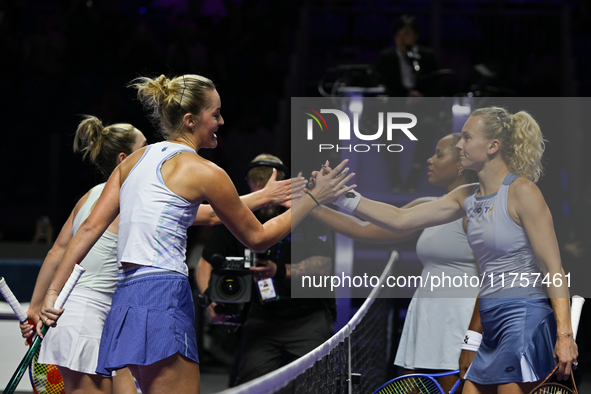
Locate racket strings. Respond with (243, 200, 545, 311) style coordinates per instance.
(30, 349, 65, 394)
(375, 376, 443, 394)
(529, 383, 577, 394)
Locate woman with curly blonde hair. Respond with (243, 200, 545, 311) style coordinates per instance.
(37, 74, 353, 394)
(319, 106, 576, 394)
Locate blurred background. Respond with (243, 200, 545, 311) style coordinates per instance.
(0, 0, 590, 244)
(0, 0, 590, 391)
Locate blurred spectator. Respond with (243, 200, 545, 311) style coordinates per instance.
(377, 15, 441, 192)
(32, 216, 54, 245)
(376, 15, 439, 98)
(166, 16, 210, 74)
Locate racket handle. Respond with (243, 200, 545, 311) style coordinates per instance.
(571, 295, 585, 341)
(2, 326, 48, 394)
(55, 264, 86, 309)
(0, 277, 28, 323)
(3, 267, 85, 394)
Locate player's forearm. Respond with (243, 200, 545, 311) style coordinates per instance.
(240, 189, 269, 211)
(550, 297, 573, 335)
(467, 298, 483, 333)
(196, 258, 213, 294)
(48, 224, 101, 291)
(287, 256, 332, 280)
(193, 191, 281, 227)
(312, 205, 418, 243)
(29, 247, 66, 311)
(354, 197, 413, 234)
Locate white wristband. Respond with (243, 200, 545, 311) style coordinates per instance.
(334, 190, 361, 213)
(461, 330, 482, 352)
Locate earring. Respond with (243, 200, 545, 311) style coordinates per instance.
(458, 168, 463, 176)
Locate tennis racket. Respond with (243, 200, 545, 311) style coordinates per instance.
(2, 264, 86, 394)
(528, 295, 585, 394)
(0, 277, 66, 394)
(372, 370, 461, 394)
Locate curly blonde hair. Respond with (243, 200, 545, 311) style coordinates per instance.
(131, 74, 215, 140)
(73, 115, 137, 179)
(470, 106, 545, 182)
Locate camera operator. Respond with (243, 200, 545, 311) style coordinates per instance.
(196, 154, 335, 386)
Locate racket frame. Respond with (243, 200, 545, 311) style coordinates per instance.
(373, 369, 460, 394)
(527, 295, 584, 394)
(2, 265, 85, 394)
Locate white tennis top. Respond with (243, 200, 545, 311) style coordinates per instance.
(395, 216, 479, 370)
(117, 141, 200, 276)
(73, 183, 118, 293)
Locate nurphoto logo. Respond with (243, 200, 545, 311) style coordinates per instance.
(303, 107, 418, 153)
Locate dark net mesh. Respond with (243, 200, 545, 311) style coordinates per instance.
(350, 298, 394, 394)
(275, 341, 348, 394)
(220, 253, 397, 394)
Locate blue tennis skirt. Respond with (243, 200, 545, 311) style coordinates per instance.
(465, 296, 556, 385)
(96, 269, 199, 375)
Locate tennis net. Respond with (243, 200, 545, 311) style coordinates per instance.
(218, 251, 398, 394)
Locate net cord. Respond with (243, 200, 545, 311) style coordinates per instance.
(218, 251, 399, 394)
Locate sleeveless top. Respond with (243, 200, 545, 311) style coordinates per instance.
(395, 216, 478, 369)
(464, 173, 543, 297)
(415, 216, 479, 298)
(117, 141, 201, 277)
(72, 183, 118, 293)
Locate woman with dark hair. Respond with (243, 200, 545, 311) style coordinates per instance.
(312, 133, 479, 392)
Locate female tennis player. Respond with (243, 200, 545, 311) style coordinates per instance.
(20, 116, 146, 394)
(21, 114, 300, 394)
(320, 107, 577, 394)
(311, 133, 479, 393)
(37, 74, 353, 394)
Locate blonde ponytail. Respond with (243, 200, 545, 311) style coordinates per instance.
(509, 112, 545, 183)
(470, 107, 545, 182)
(131, 74, 215, 139)
(73, 115, 138, 179)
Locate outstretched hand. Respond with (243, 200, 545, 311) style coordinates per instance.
(262, 169, 306, 207)
(283, 172, 307, 208)
(307, 159, 356, 205)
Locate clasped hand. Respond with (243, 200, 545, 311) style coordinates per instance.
(305, 159, 356, 205)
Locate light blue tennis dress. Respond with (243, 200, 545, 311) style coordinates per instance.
(464, 173, 556, 384)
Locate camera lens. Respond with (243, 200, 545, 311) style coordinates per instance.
(221, 278, 241, 296)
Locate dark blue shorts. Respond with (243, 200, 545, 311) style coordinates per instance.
(96, 270, 199, 375)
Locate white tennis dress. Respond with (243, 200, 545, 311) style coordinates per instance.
(394, 217, 479, 370)
(38, 183, 118, 374)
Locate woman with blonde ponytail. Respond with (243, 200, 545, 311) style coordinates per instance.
(315, 106, 576, 393)
(21, 116, 147, 394)
(20, 112, 305, 393)
(37, 74, 353, 394)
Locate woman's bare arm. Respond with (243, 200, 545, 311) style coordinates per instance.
(353, 184, 473, 234)
(311, 197, 435, 244)
(510, 178, 577, 380)
(193, 171, 306, 226)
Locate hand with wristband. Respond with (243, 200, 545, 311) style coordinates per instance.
(307, 161, 361, 212)
(303, 159, 357, 208)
